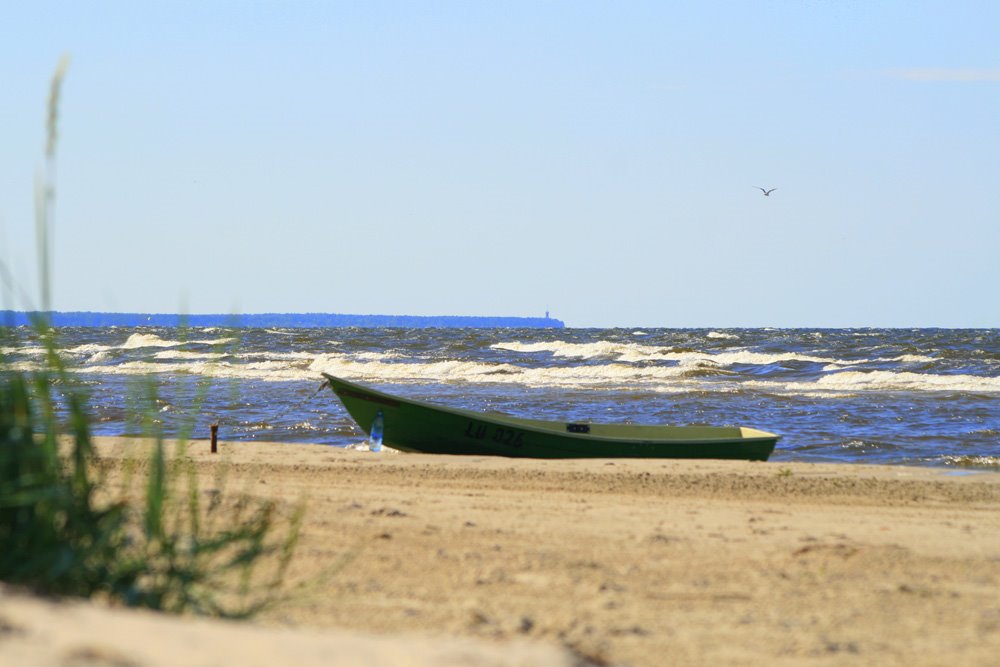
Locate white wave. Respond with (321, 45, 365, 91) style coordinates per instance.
(153, 350, 228, 361)
(821, 363, 861, 372)
(121, 333, 182, 349)
(238, 351, 317, 361)
(825, 354, 935, 370)
(3, 361, 40, 372)
(519, 363, 695, 387)
(72, 349, 706, 390)
(707, 331, 738, 340)
(351, 351, 405, 361)
(817, 370, 1000, 393)
(78, 361, 184, 375)
(60, 332, 998, 397)
(64, 348, 1000, 397)
(1, 346, 47, 357)
(677, 357, 720, 369)
(309, 355, 700, 389)
(707, 350, 837, 365)
(492, 340, 850, 367)
(311, 357, 526, 382)
(120, 333, 235, 349)
(67, 343, 115, 355)
(493, 340, 631, 359)
(197, 336, 236, 345)
(494, 340, 695, 363)
(892, 354, 937, 363)
(74, 359, 302, 382)
(749, 370, 1000, 396)
(646, 347, 851, 367)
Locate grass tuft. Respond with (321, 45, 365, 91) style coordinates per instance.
(0, 56, 303, 618)
(0, 336, 303, 616)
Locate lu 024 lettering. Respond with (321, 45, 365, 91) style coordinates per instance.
(464, 421, 523, 448)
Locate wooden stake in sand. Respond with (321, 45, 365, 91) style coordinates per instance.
(210, 423, 218, 454)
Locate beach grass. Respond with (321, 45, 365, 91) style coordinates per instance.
(0, 58, 302, 617)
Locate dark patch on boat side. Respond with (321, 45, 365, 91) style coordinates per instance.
(567, 423, 591, 434)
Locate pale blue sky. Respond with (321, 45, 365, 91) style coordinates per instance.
(2, 1, 998, 327)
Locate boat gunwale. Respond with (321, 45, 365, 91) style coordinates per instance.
(322, 374, 780, 446)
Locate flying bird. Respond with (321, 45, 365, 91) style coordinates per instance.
(756, 187, 777, 197)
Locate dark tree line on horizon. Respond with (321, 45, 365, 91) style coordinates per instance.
(1, 311, 565, 329)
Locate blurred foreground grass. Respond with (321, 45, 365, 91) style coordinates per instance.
(0, 57, 302, 617)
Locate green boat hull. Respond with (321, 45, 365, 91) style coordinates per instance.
(323, 375, 779, 461)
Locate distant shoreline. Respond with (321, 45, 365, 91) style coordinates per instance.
(1, 310, 565, 329)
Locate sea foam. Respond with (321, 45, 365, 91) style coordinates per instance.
(492, 340, 852, 367)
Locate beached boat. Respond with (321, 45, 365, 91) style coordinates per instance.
(323, 375, 779, 461)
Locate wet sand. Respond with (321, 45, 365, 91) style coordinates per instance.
(4, 437, 1000, 666)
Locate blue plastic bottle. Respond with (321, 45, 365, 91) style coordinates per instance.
(368, 411, 384, 452)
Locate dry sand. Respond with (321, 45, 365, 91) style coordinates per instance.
(3, 437, 1000, 666)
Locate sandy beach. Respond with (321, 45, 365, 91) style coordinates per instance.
(4, 437, 1000, 666)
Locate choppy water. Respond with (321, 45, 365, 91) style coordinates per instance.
(4, 326, 999, 468)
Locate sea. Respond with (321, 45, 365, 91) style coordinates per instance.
(3, 326, 999, 469)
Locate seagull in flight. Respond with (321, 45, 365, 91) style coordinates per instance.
(756, 187, 777, 197)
